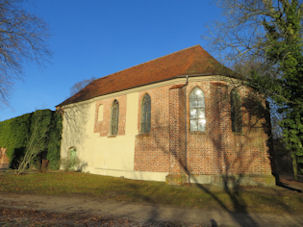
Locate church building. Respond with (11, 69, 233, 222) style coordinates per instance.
(57, 45, 274, 186)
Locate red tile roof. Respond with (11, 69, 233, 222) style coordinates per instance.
(58, 45, 234, 107)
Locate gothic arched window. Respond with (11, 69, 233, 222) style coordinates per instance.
(189, 87, 206, 132)
(111, 99, 119, 135)
(230, 89, 242, 133)
(141, 94, 151, 133)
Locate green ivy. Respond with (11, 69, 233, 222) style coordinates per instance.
(0, 109, 62, 169)
(47, 111, 62, 170)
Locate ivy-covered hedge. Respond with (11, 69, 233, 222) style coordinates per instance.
(47, 111, 62, 170)
(0, 109, 62, 169)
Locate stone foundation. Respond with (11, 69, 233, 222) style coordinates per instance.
(166, 174, 189, 185)
(189, 174, 275, 187)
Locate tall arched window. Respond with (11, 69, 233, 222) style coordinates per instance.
(111, 99, 119, 135)
(141, 93, 151, 133)
(230, 89, 242, 133)
(189, 87, 206, 132)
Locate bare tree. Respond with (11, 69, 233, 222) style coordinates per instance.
(209, 0, 303, 77)
(70, 77, 95, 96)
(208, 1, 276, 60)
(204, 0, 289, 108)
(0, 0, 50, 103)
(207, 1, 303, 178)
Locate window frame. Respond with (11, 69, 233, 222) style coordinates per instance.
(111, 99, 119, 135)
(230, 89, 242, 133)
(140, 93, 151, 133)
(189, 87, 206, 132)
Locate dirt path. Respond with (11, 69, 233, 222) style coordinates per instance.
(0, 193, 302, 226)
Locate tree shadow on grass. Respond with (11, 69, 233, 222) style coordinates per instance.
(118, 82, 300, 226)
(276, 181, 302, 193)
(135, 82, 288, 226)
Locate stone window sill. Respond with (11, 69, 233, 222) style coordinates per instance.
(189, 131, 206, 135)
(137, 132, 151, 137)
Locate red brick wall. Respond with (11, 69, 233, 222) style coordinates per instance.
(168, 85, 187, 174)
(92, 79, 272, 176)
(94, 95, 126, 136)
(134, 80, 272, 176)
(134, 86, 170, 172)
(186, 82, 215, 174)
(186, 81, 272, 175)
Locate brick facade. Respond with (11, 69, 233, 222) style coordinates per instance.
(61, 45, 274, 185)
(185, 81, 272, 176)
(93, 79, 273, 183)
(94, 95, 126, 136)
(134, 86, 170, 172)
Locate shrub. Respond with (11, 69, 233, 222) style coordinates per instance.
(0, 109, 62, 170)
(47, 111, 62, 170)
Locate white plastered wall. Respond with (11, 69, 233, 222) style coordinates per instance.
(60, 91, 168, 182)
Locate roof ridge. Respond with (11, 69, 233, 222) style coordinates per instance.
(93, 45, 203, 82)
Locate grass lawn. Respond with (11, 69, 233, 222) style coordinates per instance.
(0, 171, 302, 214)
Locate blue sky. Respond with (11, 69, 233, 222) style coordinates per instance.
(1, 0, 223, 121)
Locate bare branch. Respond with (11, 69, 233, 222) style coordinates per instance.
(0, 0, 50, 104)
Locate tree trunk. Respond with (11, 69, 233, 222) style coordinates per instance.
(291, 152, 298, 180)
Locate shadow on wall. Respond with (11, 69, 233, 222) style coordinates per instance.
(59, 102, 91, 168)
(146, 78, 277, 226)
(59, 77, 302, 226)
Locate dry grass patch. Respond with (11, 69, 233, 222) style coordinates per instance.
(0, 171, 302, 214)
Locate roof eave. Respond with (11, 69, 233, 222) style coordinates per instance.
(56, 73, 242, 108)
